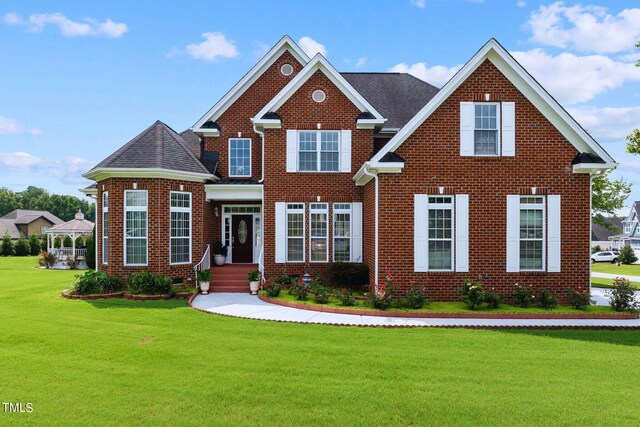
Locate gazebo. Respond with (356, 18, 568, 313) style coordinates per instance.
(46, 211, 94, 267)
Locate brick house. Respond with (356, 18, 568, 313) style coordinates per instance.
(82, 36, 616, 301)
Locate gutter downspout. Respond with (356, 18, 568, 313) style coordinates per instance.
(589, 172, 594, 296)
(361, 164, 379, 285)
(253, 122, 266, 279)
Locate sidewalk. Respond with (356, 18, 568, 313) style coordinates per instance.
(592, 272, 640, 282)
(191, 293, 640, 329)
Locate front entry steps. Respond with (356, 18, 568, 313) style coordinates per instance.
(210, 264, 258, 293)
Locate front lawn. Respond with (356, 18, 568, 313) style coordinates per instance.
(592, 277, 640, 289)
(592, 262, 640, 276)
(1, 257, 640, 426)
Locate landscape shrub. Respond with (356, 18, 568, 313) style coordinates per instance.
(289, 279, 308, 301)
(127, 271, 172, 295)
(14, 236, 30, 256)
(328, 263, 369, 289)
(484, 289, 501, 309)
(400, 284, 428, 309)
(153, 274, 173, 295)
(54, 237, 61, 248)
(100, 275, 123, 294)
(513, 283, 535, 308)
(66, 257, 79, 270)
(369, 275, 393, 310)
(618, 245, 638, 264)
(38, 251, 57, 268)
(41, 235, 47, 252)
(272, 273, 295, 288)
(606, 277, 639, 312)
(313, 286, 330, 304)
(537, 288, 558, 309)
(75, 236, 85, 248)
(29, 233, 41, 256)
(460, 280, 485, 310)
(335, 289, 356, 306)
(260, 281, 281, 297)
(70, 271, 122, 295)
(566, 287, 590, 310)
(85, 227, 95, 269)
(591, 245, 602, 254)
(1, 232, 14, 256)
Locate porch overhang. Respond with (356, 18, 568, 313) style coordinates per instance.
(205, 184, 263, 201)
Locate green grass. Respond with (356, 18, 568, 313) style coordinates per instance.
(592, 277, 640, 289)
(591, 262, 640, 276)
(271, 291, 617, 314)
(2, 257, 640, 426)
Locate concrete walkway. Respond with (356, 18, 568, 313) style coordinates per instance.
(191, 293, 640, 328)
(592, 272, 640, 282)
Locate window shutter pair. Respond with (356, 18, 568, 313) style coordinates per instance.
(274, 201, 361, 264)
(285, 130, 352, 172)
(505, 195, 561, 272)
(414, 194, 469, 272)
(459, 102, 515, 156)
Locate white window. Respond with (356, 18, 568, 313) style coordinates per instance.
(229, 138, 251, 177)
(170, 192, 191, 264)
(298, 131, 339, 172)
(474, 103, 500, 155)
(624, 223, 631, 234)
(124, 190, 148, 266)
(310, 203, 328, 262)
(286, 203, 305, 262)
(427, 196, 454, 271)
(519, 196, 545, 271)
(40, 225, 48, 235)
(102, 192, 108, 264)
(333, 203, 351, 262)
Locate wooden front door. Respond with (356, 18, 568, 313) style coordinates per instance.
(232, 215, 253, 263)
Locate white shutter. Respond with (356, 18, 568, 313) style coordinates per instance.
(455, 194, 469, 272)
(286, 130, 297, 172)
(460, 102, 474, 156)
(502, 102, 515, 156)
(275, 202, 286, 263)
(351, 202, 363, 262)
(340, 130, 352, 173)
(547, 195, 561, 272)
(414, 195, 428, 272)
(506, 195, 520, 272)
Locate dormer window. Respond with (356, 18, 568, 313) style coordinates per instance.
(624, 223, 631, 234)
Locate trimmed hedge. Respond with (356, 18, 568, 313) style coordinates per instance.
(127, 271, 173, 295)
(327, 263, 369, 289)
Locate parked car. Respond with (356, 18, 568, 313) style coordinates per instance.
(591, 251, 618, 263)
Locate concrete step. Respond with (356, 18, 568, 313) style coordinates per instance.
(211, 279, 248, 287)
(211, 285, 250, 293)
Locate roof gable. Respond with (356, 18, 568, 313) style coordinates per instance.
(367, 38, 616, 168)
(253, 54, 385, 128)
(192, 36, 310, 132)
(1, 209, 63, 225)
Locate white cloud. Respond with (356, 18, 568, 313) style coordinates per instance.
(389, 62, 461, 87)
(568, 106, 640, 142)
(0, 116, 41, 135)
(526, 2, 640, 54)
(517, 0, 526, 7)
(411, 0, 427, 8)
(4, 12, 128, 38)
(185, 32, 239, 61)
(0, 152, 95, 184)
(355, 57, 366, 68)
(511, 48, 640, 104)
(298, 36, 327, 57)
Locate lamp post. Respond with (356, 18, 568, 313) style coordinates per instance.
(302, 272, 311, 288)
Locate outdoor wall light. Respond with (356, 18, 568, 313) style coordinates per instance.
(214, 207, 219, 217)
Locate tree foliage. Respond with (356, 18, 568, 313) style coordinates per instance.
(1, 232, 14, 256)
(0, 186, 95, 221)
(626, 41, 640, 155)
(29, 234, 41, 256)
(592, 170, 631, 229)
(85, 225, 96, 270)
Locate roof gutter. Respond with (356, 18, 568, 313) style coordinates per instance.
(252, 120, 265, 184)
(361, 164, 379, 285)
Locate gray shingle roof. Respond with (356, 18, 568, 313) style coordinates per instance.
(341, 73, 439, 130)
(179, 129, 202, 158)
(90, 121, 210, 175)
(1, 209, 64, 225)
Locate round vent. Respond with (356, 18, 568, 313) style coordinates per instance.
(312, 90, 326, 103)
(280, 63, 294, 76)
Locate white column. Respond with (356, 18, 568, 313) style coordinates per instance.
(72, 233, 76, 259)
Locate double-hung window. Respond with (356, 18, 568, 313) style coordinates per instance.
(124, 190, 148, 266)
(102, 192, 108, 264)
(298, 131, 339, 172)
(427, 196, 454, 270)
(286, 203, 305, 262)
(170, 192, 191, 264)
(333, 203, 351, 262)
(519, 196, 545, 271)
(474, 103, 499, 155)
(309, 203, 328, 262)
(229, 138, 251, 177)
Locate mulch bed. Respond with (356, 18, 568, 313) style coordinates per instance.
(61, 290, 196, 300)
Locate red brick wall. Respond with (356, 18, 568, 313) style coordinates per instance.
(96, 178, 210, 285)
(371, 59, 590, 302)
(262, 69, 372, 279)
(203, 50, 304, 181)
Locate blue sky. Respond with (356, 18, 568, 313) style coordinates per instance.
(1, 0, 639, 210)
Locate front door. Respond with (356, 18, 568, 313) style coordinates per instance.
(232, 215, 253, 263)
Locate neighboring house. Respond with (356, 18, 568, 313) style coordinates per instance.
(591, 217, 622, 250)
(609, 203, 640, 253)
(0, 209, 64, 239)
(82, 36, 616, 301)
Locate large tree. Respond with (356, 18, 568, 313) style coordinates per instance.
(625, 42, 640, 154)
(592, 170, 631, 229)
(0, 186, 95, 221)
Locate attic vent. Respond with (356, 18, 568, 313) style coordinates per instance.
(312, 90, 326, 103)
(281, 63, 294, 76)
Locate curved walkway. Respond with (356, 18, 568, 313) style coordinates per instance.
(191, 293, 640, 329)
(592, 271, 640, 282)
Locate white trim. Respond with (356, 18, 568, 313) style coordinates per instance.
(102, 192, 108, 265)
(169, 191, 192, 265)
(192, 36, 309, 131)
(123, 190, 148, 267)
(80, 187, 97, 197)
(519, 196, 546, 272)
(572, 162, 617, 173)
(309, 203, 328, 263)
(368, 38, 616, 167)
(204, 184, 263, 201)
(501, 101, 516, 156)
(455, 194, 469, 272)
(286, 203, 305, 263)
(333, 203, 352, 263)
(296, 130, 341, 172)
(228, 138, 252, 178)
(353, 161, 404, 186)
(547, 195, 561, 273)
(83, 168, 214, 183)
(426, 196, 455, 272)
(253, 54, 386, 127)
(472, 102, 500, 156)
(221, 204, 261, 264)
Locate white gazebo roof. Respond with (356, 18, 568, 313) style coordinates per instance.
(46, 212, 94, 234)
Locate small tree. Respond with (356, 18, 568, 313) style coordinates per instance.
(75, 236, 85, 248)
(618, 245, 638, 265)
(591, 245, 602, 254)
(41, 234, 47, 252)
(29, 233, 41, 255)
(54, 237, 61, 248)
(1, 231, 14, 256)
(14, 235, 30, 256)
(63, 235, 73, 248)
(85, 226, 96, 270)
